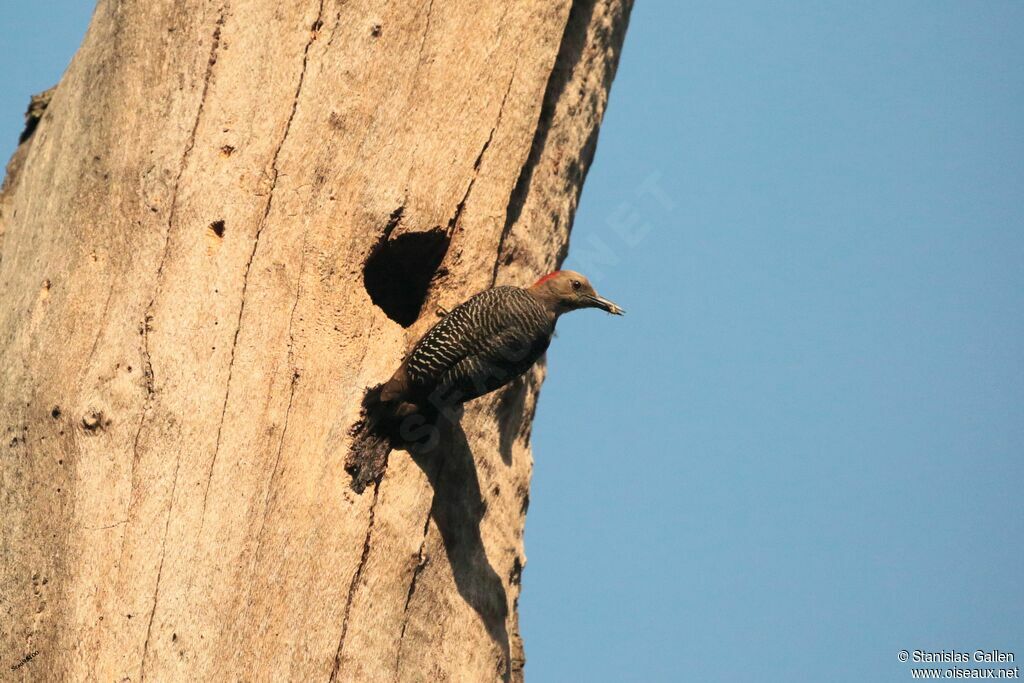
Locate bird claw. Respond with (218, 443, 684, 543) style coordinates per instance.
(436, 305, 449, 317)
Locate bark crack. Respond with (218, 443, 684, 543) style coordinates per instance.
(121, 0, 226, 610)
(446, 65, 514, 237)
(485, 65, 523, 286)
(84, 278, 115, 370)
(251, 229, 308, 566)
(250, 371, 298, 565)
(416, 0, 435, 67)
(496, 62, 517, 129)
(325, 5, 344, 48)
(82, 519, 128, 531)
(445, 146, 484, 235)
(393, 505, 433, 675)
(196, 0, 325, 540)
(492, 0, 594, 285)
(398, 0, 435, 104)
(328, 480, 381, 682)
(139, 453, 183, 681)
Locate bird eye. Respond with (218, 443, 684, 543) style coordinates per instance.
(571, 280, 582, 290)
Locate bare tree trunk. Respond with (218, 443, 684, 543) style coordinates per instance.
(0, 0, 631, 680)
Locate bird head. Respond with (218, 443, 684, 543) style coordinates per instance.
(528, 270, 625, 316)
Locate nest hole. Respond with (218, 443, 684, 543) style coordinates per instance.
(363, 229, 449, 327)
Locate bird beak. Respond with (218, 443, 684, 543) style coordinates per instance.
(585, 294, 625, 315)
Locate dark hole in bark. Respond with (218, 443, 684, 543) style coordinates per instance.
(209, 220, 225, 238)
(363, 229, 449, 327)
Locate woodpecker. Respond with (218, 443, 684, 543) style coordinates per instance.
(347, 270, 622, 489)
(366, 269, 623, 431)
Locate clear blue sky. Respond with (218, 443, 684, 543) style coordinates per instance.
(2, 2, 1021, 682)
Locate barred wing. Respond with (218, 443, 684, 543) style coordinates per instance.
(405, 287, 551, 402)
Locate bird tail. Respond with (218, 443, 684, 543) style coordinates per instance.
(361, 383, 389, 429)
(345, 384, 394, 493)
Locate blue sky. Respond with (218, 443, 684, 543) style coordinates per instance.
(2, 2, 1021, 682)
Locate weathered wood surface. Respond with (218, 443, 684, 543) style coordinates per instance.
(0, 0, 632, 680)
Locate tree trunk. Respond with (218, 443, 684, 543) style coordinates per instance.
(0, 0, 631, 680)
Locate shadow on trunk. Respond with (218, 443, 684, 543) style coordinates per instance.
(408, 418, 512, 680)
